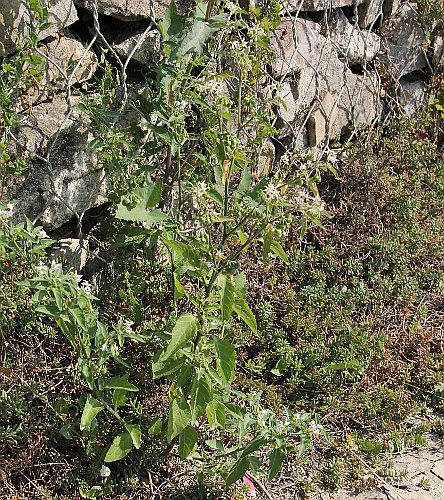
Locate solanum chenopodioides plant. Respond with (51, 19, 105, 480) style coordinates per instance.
(111, 0, 327, 484)
(0, 203, 147, 486)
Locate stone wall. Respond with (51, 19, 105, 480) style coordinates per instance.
(1, 0, 442, 230)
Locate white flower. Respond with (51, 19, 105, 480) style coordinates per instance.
(49, 261, 62, 274)
(263, 182, 279, 203)
(6, 203, 14, 212)
(71, 271, 82, 285)
(35, 262, 48, 275)
(0, 205, 13, 222)
(100, 343, 108, 353)
(249, 24, 265, 39)
(280, 152, 291, 167)
(225, 1, 240, 14)
(231, 39, 249, 52)
(100, 465, 111, 478)
(293, 413, 301, 422)
(110, 344, 119, 356)
(91, 93, 102, 105)
(276, 418, 291, 435)
(37, 229, 49, 239)
(122, 319, 133, 335)
(308, 421, 323, 438)
(206, 79, 224, 95)
(177, 100, 188, 113)
(215, 250, 225, 260)
(193, 181, 209, 198)
(80, 280, 93, 296)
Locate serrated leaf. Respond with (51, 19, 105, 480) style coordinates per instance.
(80, 395, 104, 431)
(233, 297, 257, 334)
(104, 432, 133, 462)
(178, 425, 198, 458)
(218, 275, 235, 322)
(167, 396, 191, 441)
(213, 337, 236, 385)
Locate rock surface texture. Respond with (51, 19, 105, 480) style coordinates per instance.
(0, 0, 440, 228)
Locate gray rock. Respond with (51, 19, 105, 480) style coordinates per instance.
(382, 0, 401, 20)
(74, 0, 193, 21)
(102, 21, 162, 71)
(435, 35, 444, 67)
(49, 238, 89, 271)
(381, 3, 429, 78)
(398, 75, 428, 117)
(0, 0, 78, 56)
(270, 17, 380, 144)
(280, 0, 364, 13)
(39, 32, 98, 86)
(328, 9, 380, 66)
(358, 0, 383, 28)
(5, 95, 108, 229)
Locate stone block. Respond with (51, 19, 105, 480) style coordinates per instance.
(280, 0, 364, 13)
(398, 75, 427, 117)
(0, 0, 78, 56)
(328, 8, 380, 66)
(74, 0, 193, 21)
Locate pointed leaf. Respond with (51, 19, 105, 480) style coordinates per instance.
(125, 423, 142, 449)
(213, 337, 236, 385)
(268, 447, 285, 480)
(104, 432, 133, 462)
(270, 240, 289, 264)
(226, 457, 249, 486)
(162, 314, 198, 360)
(167, 396, 191, 441)
(262, 225, 272, 259)
(178, 425, 198, 458)
(105, 375, 139, 392)
(190, 375, 211, 425)
(80, 395, 104, 431)
(218, 275, 235, 322)
(233, 298, 257, 334)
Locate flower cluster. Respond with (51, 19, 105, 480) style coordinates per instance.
(308, 421, 324, 438)
(0, 203, 14, 223)
(248, 24, 265, 39)
(193, 181, 209, 198)
(225, 1, 240, 15)
(231, 39, 249, 52)
(263, 182, 280, 203)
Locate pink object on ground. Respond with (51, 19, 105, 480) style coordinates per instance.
(243, 472, 257, 497)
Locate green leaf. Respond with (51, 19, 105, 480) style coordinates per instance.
(226, 457, 249, 486)
(70, 305, 87, 331)
(262, 225, 272, 259)
(271, 359, 288, 377)
(105, 375, 139, 392)
(237, 164, 251, 194)
(111, 227, 149, 248)
(60, 424, 73, 440)
(35, 304, 60, 317)
(80, 395, 104, 431)
(148, 417, 163, 436)
(170, 2, 228, 62)
(125, 423, 141, 449)
(270, 240, 289, 264)
(167, 396, 191, 441)
(52, 287, 63, 309)
(135, 180, 163, 209)
(190, 375, 211, 425)
(152, 350, 185, 379)
(218, 275, 235, 322)
(268, 448, 285, 480)
(162, 313, 198, 360)
(233, 297, 257, 334)
(178, 425, 198, 458)
(85, 137, 105, 149)
(115, 204, 169, 224)
(78, 357, 93, 389)
(104, 432, 133, 462)
(213, 337, 236, 385)
(161, 239, 201, 268)
(160, 0, 183, 45)
(206, 398, 225, 429)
